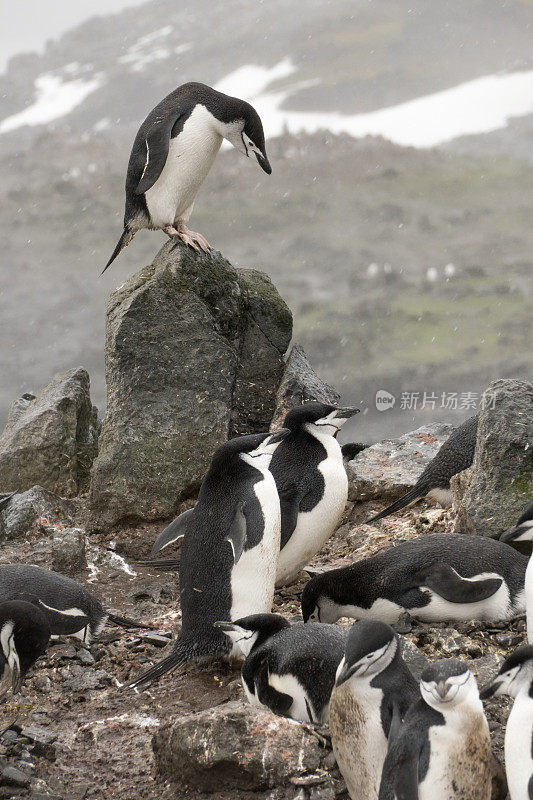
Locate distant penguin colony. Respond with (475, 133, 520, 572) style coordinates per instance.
(380, 659, 492, 800)
(103, 82, 271, 271)
(0, 601, 50, 700)
(329, 620, 418, 800)
(128, 432, 283, 688)
(301, 533, 527, 625)
(0, 565, 148, 643)
(365, 414, 478, 524)
(215, 612, 346, 723)
(481, 644, 533, 800)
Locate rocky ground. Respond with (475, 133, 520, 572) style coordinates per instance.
(0, 495, 522, 800)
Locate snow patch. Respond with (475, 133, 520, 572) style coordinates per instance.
(0, 73, 103, 134)
(216, 61, 533, 148)
(119, 26, 191, 72)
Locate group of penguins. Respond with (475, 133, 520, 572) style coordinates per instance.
(2, 400, 533, 799)
(2, 82, 533, 797)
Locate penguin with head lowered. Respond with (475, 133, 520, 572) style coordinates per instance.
(103, 82, 271, 271)
(215, 612, 346, 723)
(380, 659, 492, 800)
(481, 644, 533, 800)
(499, 498, 533, 642)
(329, 620, 418, 800)
(129, 432, 283, 688)
(302, 533, 527, 626)
(0, 601, 50, 700)
(365, 415, 478, 525)
(0, 564, 149, 644)
(269, 401, 359, 586)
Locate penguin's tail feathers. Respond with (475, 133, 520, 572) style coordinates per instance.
(135, 557, 181, 572)
(364, 484, 427, 525)
(106, 613, 153, 630)
(126, 636, 229, 689)
(101, 226, 136, 274)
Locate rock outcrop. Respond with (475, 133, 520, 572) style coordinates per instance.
(270, 344, 340, 430)
(0, 485, 76, 540)
(152, 700, 325, 792)
(89, 242, 292, 528)
(0, 369, 97, 497)
(453, 379, 533, 536)
(347, 422, 454, 503)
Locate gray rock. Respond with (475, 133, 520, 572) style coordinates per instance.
(52, 527, 86, 575)
(269, 344, 340, 430)
(401, 638, 428, 681)
(0, 766, 31, 787)
(152, 700, 324, 791)
(453, 379, 533, 537)
(0, 369, 98, 497)
(89, 242, 292, 528)
(0, 486, 75, 540)
(347, 423, 454, 502)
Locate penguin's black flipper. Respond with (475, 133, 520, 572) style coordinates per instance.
(255, 659, 293, 717)
(365, 485, 427, 525)
(135, 112, 187, 195)
(225, 503, 248, 563)
(101, 226, 136, 274)
(379, 726, 423, 800)
(416, 562, 502, 603)
(151, 507, 196, 556)
(27, 598, 90, 637)
(278, 483, 301, 549)
(387, 698, 404, 744)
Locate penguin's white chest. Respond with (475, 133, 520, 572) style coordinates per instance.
(276, 435, 347, 586)
(505, 694, 533, 800)
(230, 471, 281, 627)
(144, 104, 223, 228)
(525, 555, 533, 643)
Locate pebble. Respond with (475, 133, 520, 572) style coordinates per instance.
(0, 765, 31, 787)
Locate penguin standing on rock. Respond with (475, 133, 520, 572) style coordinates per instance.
(500, 498, 533, 642)
(329, 620, 418, 800)
(380, 659, 492, 800)
(480, 644, 533, 800)
(269, 402, 359, 586)
(0, 601, 50, 700)
(103, 82, 271, 271)
(129, 432, 283, 688)
(0, 564, 149, 644)
(365, 415, 478, 525)
(301, 533, 527, 625)
(215, 612, 346, 723)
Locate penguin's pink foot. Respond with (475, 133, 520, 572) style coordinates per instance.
(176, 222, 211, 254)
(163, 224, 199, 253)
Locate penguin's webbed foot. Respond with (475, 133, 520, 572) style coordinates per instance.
(166, 222, 211, 254)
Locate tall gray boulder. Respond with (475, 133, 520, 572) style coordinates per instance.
(454, 379, 533, 536)
(89, 241, 292, 528)
(0, 368, 97, 496)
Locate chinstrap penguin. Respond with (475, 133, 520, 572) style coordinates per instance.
(329, 620, 418, 800)
(269, 401, 359, 586)
(128, 432, 283, 688)
(379, 659, 491, 800)
(499, 498, 533, 642)
(365, 415, 478, 524)
(301, 533, 526, 625)
(104, 82, 271, 270)
(0, 600, 50, 701)
(480, 644, 533, 800)
(215, 612, 346, 723)
(0, 564, 149, 644)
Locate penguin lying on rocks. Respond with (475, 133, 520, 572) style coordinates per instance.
(128, 432, 283, 689)
(104, 82, 271, 271)
(301, 533, 526, 625)
(215, 612, 346, 723)
(0, 565, 149, 644)
(269, 402, 359, 586)
(380, 659, 492, 800)
(481, 644, 533, 800)
(365, 415, 478, 524)
(500, 498, 533, 642)
(329, 620, 418, 800)
(0, 601, 50, 700)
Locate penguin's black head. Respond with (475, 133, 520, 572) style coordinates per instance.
(301, 570, 346, 624)
(420, 659, 478, 710)
(480, 644, 533, 700)
(335, 620, 398, 686)
(0, 601, 50, 699)
(283, 402, 359, 436)
(499, 497, 533, 544)
(207, 431, 285, 478)
(223, 99, 271, 174)
(214, 613, 289, 656)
